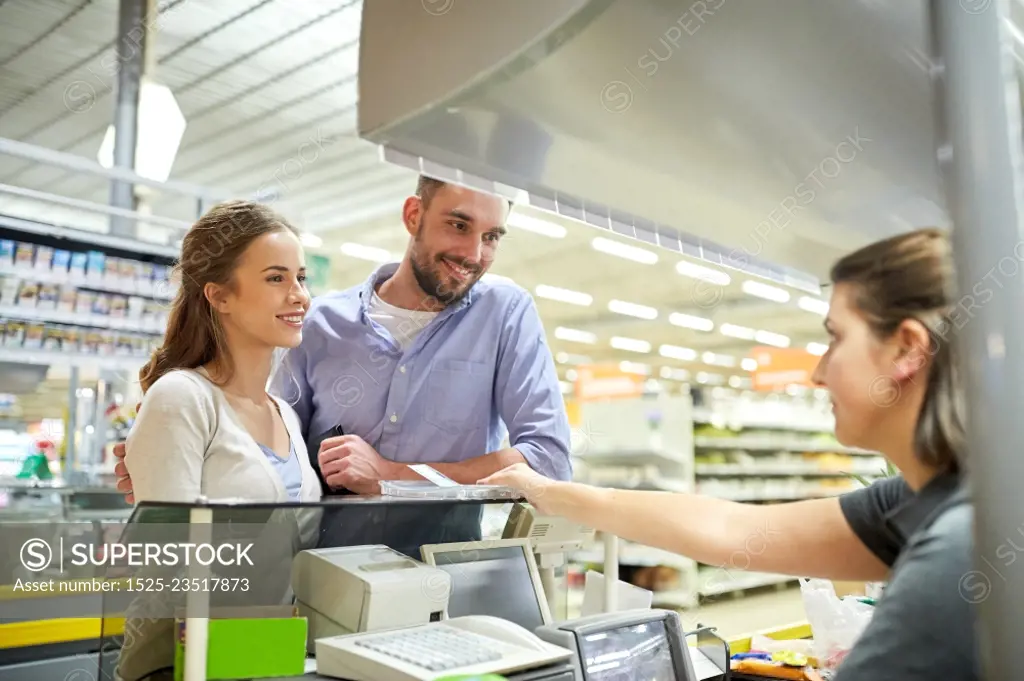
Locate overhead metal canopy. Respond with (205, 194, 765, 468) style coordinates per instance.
(358, 0, 947, 288)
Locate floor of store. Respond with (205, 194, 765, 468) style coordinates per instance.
(681, 585, 806, 640)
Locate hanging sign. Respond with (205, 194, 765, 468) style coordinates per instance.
(574, 364, 645, 402)
(749, 346, 820, 391)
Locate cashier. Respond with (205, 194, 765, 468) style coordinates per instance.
(486, 229, 978, 681)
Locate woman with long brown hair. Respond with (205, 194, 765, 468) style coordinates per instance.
(123, 200, 322, 505)
(485, 228, 977, 680)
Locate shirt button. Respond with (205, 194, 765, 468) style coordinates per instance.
(399, 366, 406, 373)
(390, 414, 398, 423)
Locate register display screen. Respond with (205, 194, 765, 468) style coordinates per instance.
(580, 619, 676, 681)
(429, 545, 545, 630)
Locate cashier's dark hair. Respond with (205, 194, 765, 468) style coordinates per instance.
(139, 200, 300, 393)
(829, 228, 966, 473)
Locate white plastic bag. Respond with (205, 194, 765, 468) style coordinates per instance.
(799, 578, 875, 669)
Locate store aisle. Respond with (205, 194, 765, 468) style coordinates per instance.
(678, 586, 807, 640)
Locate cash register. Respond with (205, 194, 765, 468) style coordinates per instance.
(302, 538, 700, 680)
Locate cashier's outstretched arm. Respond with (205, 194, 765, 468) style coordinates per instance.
(481, 463, 890, 582)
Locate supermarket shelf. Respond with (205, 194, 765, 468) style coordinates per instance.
(698, 570, 797, 597)
(578, 474, 691, 494)
(695, 463, 885, 477)
(693, 409, 833, 433)
(0, 305, 165, 334)
(650, 589, 698, 609)
(700, 488, 852, 502)
(571, 543, 695, 570)
(694, 436, 877, 455)
(0, 265, 176, 300)
(0, 347, 147, 371)
(574, 448, 689, 467)
(0, 214, 179, 259)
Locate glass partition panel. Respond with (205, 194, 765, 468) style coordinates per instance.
(67, 496, 571, 681)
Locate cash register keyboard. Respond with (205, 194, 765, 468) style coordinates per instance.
(354, 626, 504, 672)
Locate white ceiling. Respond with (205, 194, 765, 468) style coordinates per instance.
(0, 0, 849, 393)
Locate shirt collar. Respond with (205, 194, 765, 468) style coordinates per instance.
(885, 471, 966, 542)
(357, 262, 478, 315)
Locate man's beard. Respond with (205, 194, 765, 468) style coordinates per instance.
(409, 235, 481, 308)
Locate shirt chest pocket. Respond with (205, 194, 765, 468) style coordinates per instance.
(424, 359, 492, 433)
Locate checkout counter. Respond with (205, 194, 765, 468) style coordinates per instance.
(0, 492, 735, 681)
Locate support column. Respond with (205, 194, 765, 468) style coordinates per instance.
(109, 0, 155, 237)
(932, 2, 1024, 678)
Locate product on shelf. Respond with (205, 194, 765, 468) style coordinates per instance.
(0, 275, 18, 306)
(52, 249, 71, 280)
(2, 320, 25, 346)
(14, 242, 34, 270)
(74, 290, 96, 315)
(69, 252, 88, 280)
(23, 322, 44, 349)
(38, 284, 59, 310)
(109, 295, 128, 319)
(33, 245, 54, 272)
(0, 240, 14, 268)
(15, 281, 38, 308)
(58, 286, 77, 313)
(86, 250, 105, 282)
(92, 293, 111, 317)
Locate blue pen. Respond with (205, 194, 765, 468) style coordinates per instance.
(731, 652, 773, 661)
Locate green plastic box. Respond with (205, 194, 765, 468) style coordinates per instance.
(173, 606, 308, 680)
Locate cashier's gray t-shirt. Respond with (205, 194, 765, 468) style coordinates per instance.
(833, 474, 979, 681)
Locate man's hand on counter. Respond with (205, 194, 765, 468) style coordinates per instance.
(318, 434, 402, 495)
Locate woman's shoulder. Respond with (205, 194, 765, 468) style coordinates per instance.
(144, 368, 217, 400)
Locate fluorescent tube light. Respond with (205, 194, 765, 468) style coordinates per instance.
(659, 344, 698, 361)
(798, 296, 830, 315)
(741, 358, 758, 371)
(535, 284, 593, 306)
(608, 299, 659, 320)
(755, 330, 791, 347)
(339, 243, 393, 263)
(619, 361, 651, 375)
(610, 336, 652, 353)
(591, 236, 659, 264)
(702, 352, 737, 367)
(660, 367, 690, 381)
(668, 312, 714, 332)
(742, 280, 791, 303)
(507, 213, 567, 238)
(676, 261, 731, 285)
(806, 342, 829, 356)
(720, 323, 756, 340)
(555, 327, 597, 344)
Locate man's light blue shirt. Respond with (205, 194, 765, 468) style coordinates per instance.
(271, 263, 573, 482)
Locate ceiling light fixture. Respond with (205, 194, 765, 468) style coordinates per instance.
(798, 296, 830, 315)
(339, 243, 393, 263)
(755, 330, 791, 347)
(702, 351, 737, 367)
(668, 312, 714, 332)
(554, 327, 597, 344)
(535, 285, 593, 306)
(720, 323, 757, 340)
(591, 236, 659, 264)
(610, 336, 652, 353)
(619, 361, 651, 375)
(659, 344, 698, 361)
(660, 367, 690, 381)
(741, 358, 758, 371)
(806, 342, 829, 356)
(608, 299, 659, 320)
(742, 280, 791, 303)
(507, 213, 567, 238)
(676, 261, 731, 285)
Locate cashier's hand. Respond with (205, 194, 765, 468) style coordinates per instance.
(480, 463, 557, 514)
(319, 435, 401, 495)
